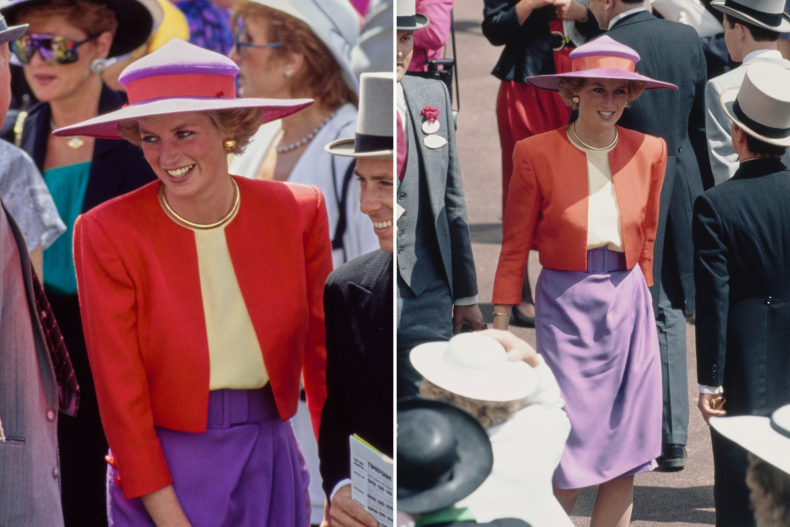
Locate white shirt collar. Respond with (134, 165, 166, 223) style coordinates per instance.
(743, 49, 783, 63)
(608, 7, 646, 30)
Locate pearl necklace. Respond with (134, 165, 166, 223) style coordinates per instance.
(275, 109, 338, 153)
(571, 122, 618, 151)
(158, 178, 240, 230)
(51, 119, 85, 149)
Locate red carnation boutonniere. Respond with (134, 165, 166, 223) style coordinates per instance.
(421, 105, 440, 122)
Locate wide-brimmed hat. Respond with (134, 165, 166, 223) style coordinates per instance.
(720, 62, 790, 147)
(397, 0, 429, 30)
(0, 14, 27, 45)
(246, 0, 359, 94)
(527, 36, 677, 92)
(325, 72, 392, 159)
(410, 332, 537, 402)
(398, 397, 494, 515)
(0, 0, 162, 59)
(52, 39, 312, 140)
(711, 405, 790, 474)
(710, 0, 790, 33)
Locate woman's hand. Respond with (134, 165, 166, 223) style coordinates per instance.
(140, 485, 193, 527)
(480, 328, 540, 368)
(492, 305, 512, 331)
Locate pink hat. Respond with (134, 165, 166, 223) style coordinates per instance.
(53, 39, 313, 140)
(526, 36, 677, 92)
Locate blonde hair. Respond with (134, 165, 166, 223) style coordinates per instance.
(419, 378, 520, 428)
(747, 453, 790, 527)
(557, 78, 647, 108)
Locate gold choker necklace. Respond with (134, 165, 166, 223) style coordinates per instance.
(571, 122, 618, 151)
(158, 178, 240, 230)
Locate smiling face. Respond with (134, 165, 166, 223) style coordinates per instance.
(356, 157, 394, 252)
(397, 30, 413, 82)
(576, 78, 630, 135)
(137, 112, 229, 202)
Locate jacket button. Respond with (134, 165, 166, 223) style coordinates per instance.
(52, 467, 59, 478)
(766, 296, 772, 305)
(46, 409, 55, 421)
(678, 146, 682, 153)
(398, 231, 404, 237)
(398, 193, 406, 200)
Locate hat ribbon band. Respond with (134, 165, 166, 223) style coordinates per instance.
(723, 0, 783, 27)
(770, 416, 790, 440)
(125, 74, 237, 105)
(397, 15, 417, 26)
(354, 132, 393, 152)
(572, 56, 636, 73)
(733, 99, 790, 139)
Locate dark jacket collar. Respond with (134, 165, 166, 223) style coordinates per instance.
(732, 157, 788, 181)
(609, 9, 654, 29)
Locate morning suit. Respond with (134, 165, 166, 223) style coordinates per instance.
(600, 10, 708, 446)
(318, 249, 393, 499)
(694, 158, 790, 526)
(705, 50, 790, 185)
(397, 75, 478, 398)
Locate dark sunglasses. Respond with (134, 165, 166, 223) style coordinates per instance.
(12, 33, 99, 66)
(233, 27, 281, 56)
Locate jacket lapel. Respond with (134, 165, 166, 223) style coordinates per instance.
(348, 251, 392, 355)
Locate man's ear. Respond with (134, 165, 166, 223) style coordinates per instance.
(95, 31, 114, 59)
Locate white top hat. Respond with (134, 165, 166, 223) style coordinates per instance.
(249, 0, 360, 94)
(325, 72, 393, 159)
(710, 0, 790, 32)
(410, 333, 538, 402)
(397, 0, 429, 30)
(720, 62, 790, 147)
(711, 405, 790, 474)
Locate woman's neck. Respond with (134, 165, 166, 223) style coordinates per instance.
(49, 74, 104, 128)
(573, 118, 617, 149)
(164, 173, 236, 226)
(280, 101, 339, 147)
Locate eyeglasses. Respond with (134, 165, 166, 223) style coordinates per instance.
(234, 28, 282, 56)
(12, 33, 99, 66)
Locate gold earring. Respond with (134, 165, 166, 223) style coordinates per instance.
(624, 102, 629, 108)
(224, 139, 236, 151)
(572, 96, 580, 104)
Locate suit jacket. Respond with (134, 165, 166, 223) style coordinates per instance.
(318, 249, 393, 498)
(602, 11, 708, 311)
(73, 177, 332, 499)
(693, 158, 790, 416)
(705, 51, 790, 185)
(398, 75, 478, 301)
(493, 126, 666, 306)
(0, 203, 63, 527)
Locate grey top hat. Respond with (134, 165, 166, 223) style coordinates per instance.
(711, 405, 790, 474)
(247, 0, 360, 94)
(0, 14, 26, 45)
(397, 0, 429, 30)
(325, 72, 393, 159)
(710, 0, 790, 32)
(720, 62, 790, 147)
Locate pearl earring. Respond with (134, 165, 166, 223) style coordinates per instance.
(224, 139, 236, 151)
(572, 96, 580, 104)
(284, 69, 293, 78)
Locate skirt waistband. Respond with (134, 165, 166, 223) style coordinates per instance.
(206, 384, 278, 428)
(586, 247, 627, 274)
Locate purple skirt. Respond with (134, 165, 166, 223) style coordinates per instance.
(536, 247, 662, 489)
(107, 386, 310, 527)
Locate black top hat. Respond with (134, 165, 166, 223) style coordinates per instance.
(397, 398, 494, 515)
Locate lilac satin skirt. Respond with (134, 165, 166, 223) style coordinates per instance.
(107, 386, 310, 527)
(536, 247, 662, 489)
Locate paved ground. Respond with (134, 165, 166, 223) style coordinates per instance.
(448, 3, 716, 525)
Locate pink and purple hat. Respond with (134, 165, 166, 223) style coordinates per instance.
(53, 39, 313, 140)
(526, 36, 677, 92)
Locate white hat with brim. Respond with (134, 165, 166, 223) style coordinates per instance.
(720, 62, 790, 148)
(410, 333, 537, 402)
(710, 405, 790, 475)
(0, 16, 26, 45)
(710, 0, 790, 33)
(397, 0, 429, 30)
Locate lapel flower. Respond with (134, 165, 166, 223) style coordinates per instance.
(421, 105, 440, 122)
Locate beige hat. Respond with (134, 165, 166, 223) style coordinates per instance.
(325, 72, 393, 159)
(710, 0, 790, 32)
(720, 62, 790, 147)
(711, 405, 790, 474)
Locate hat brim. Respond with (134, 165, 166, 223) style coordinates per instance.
(410, 341, 537, 402)
(711, 415, 790, 474)
(397, 13, 430, 30)
(527, 69, 678, 92)
(709, 2, 790, 32)
(720, 87, 790, 147)
(0, 23, 27, 46)
(53, 97, 314, 140)
(397, 397, 494, 515)
(324, 138, 393, 159)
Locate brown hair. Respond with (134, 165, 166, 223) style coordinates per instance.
(419, 379, 521, 428)
(16, 0, 118, 38)
(233, 0, 357, 110)
(747, 453, 790, 527)
(117, 108, 263, 155)
(724, 13, 780, 42)
(557, 78, 647, 108)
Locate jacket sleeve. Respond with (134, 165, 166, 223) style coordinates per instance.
(482, 0, 523, 46)
(493, 140, 541, 305)
(302, 188, 333, 439)
(73, 215, 173, 500)
(413, 0, 454, 53)
(693, 193, 728, 387)
(705, 78, 739, 186)
(639, 137, 667, 287)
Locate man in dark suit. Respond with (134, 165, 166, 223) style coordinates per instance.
(319, 72, 394, 527)
(397, 2, 483, 398)
(694, 62, 790, 527)
(586, 0, 709, 470)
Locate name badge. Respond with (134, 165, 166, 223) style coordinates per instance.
(424, 135, 447, 149)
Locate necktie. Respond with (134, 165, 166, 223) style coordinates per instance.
(397, 111, 407, 182)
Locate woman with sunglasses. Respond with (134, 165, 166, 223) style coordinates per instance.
(0, 1, 159, 526)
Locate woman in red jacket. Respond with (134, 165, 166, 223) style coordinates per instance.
(492, 36, 675, 527)
(58, 39, 329, 527)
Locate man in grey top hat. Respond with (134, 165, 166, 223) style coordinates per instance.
(693, 61, 790, 527)
(705, 0, 790, 185)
